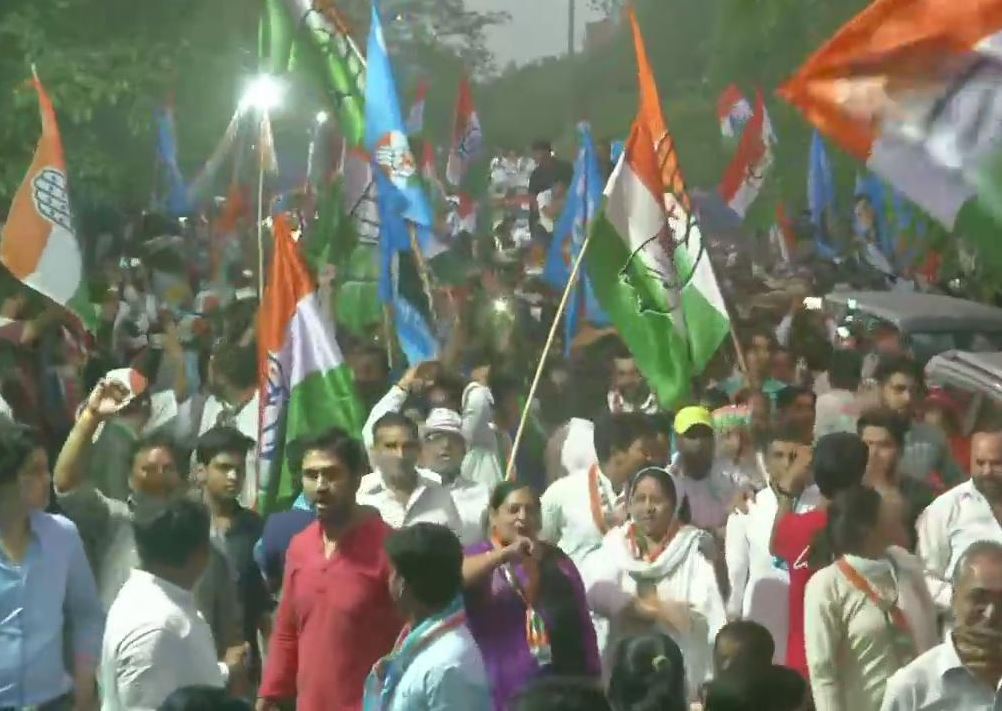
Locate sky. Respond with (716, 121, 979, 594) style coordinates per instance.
(465, 0, 605, 67)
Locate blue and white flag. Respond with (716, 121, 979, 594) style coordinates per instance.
(364, 1, 434, 231)
(155, 106, 192, 217)
(543, 123, 609, 353)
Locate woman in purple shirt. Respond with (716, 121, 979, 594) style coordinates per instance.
(462, 481, 600, 710)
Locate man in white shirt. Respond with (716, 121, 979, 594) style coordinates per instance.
(540, 412, 658, 569)
(358, 412, 463, 536)
(917, 430, 1002, 611)
(725, 425, 822, 663)
(881, 540, 1002, 711)
(101, 497, 249, 710)
(420, 409, 490, 546)
(196, 341, 260, 508)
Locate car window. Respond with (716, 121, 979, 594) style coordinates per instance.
(908, 332, 958, 364)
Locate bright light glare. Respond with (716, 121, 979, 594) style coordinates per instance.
(315, 111, 329, 125)
(240, 74, 284, 112)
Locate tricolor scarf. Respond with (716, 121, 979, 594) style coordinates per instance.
(491, 535, 553, 667)
(363, 596, 468, 711)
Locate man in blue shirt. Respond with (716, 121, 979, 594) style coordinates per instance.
(0, 418, 104, 710)
(363, 523, 490, 711)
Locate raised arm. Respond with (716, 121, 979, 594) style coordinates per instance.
(462, 537, 532, 588)
(53, 380, 130, 495)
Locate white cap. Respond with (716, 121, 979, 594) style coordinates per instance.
(423, 408, 464, 439)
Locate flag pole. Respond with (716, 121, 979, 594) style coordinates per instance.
(257, 112, 267, 300)
(506, 225, 595, 480)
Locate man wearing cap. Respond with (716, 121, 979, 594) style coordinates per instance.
(420, 408, 491, 546)
(669, 406, 743, 534)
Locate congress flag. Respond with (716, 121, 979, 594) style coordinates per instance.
(717, 84, 753, 138)
(446, 75, 484, 187)
(780, 0, 1002, 232)
(718, 89, 775, 218)
(1, 71, 94, 330)
(258, 214, 365, 513)
(406, 80, 428, 136)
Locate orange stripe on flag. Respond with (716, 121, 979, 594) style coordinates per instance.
(1, 73, 67, 280)
(779, 0, 1002, 161)
(628, 7, 691, 213)
(258, 214, 316, 366)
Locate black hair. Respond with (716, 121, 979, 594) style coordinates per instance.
(195, 426, 253, 467)
(812, 432, 868, 499)
(385, 523, 463, 609)
(775, 386, 816, 412)
(809, 485, 882, 568)
(873, 354, 922, 386)
(857, 408, 909, 449)
(629, 467, 678, 509)
(484, 481, 595, 676)
(594, 413, 656, 464)
(609, 340, 634, 363)
(488, 367, 523, 408)
(713, 621, 775, 677)
(429, 371, 466, 412)
(733, 388, 768, 409)
(211, 340, 258, 390)
(131, 432, 181, 470)
(766, 423, 811, 447)
(158, 686, 251, 711)
(742, 327, 777, 352)
(608, 633, 687, 711)
(372, 411, 420, 441)
(511, 677, 611, 711)
(133, 496, 210, 569)
(699, 388, 731, 412)
(953, 540, 1002, 590)
(647, 412, 674, 439)
(287, 427, 366, 476)
(0, 418, 39, 487)
(828, 349, 863, 391)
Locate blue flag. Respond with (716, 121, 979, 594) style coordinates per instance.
(808, 131, 837, 258)
(364, 1, 434, 232)
(374, 170, 440, 366)
(155, 107, 192, 217)
(542, 123, 609, 354)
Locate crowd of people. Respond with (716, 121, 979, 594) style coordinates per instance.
(2, 133, 1002, 711)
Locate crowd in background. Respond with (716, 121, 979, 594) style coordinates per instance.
(2, 135, 1002, 711)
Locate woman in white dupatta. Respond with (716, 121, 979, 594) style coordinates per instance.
(584, 466, 727, 701)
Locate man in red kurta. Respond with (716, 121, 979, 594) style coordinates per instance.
(257, 429, 403, 711)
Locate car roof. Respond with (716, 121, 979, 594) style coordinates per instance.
(825, 291, 1002, 333)
(925, 350, 1002, 402)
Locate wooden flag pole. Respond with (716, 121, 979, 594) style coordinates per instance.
(506, 225, 595, 480)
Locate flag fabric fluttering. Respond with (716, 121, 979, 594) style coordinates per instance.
(808, 130, 838, 258)
(771, 203, 797, 263)
(586, 11, 731, 409)
(718, 89, 776, 218)
(406, 80, 428, 136)
(446, 75, 484, 188)
(258, 213, 365, 513)
(629, 8, 731, 377)
(543, 122, 609, 354)
(154, 104, 193, 217)
(364, 1, 434, 231)
(375, 172, 440, 366)
(717, 84, 754, 138)
(1, 71, 95, 330)
(779, 0, 1002, 250)
(185, 108, 243, 207)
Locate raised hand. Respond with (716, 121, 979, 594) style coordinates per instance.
(84, 380, 132, 420)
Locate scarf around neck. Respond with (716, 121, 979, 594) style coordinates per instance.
(606, 522, 708, 581)
(363, 595, 467, 711)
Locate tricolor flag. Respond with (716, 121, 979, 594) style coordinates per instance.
(406, 80, 428, 136)
(587, 11, 730, 409)
(446, 75, 484, 187)
(258, 214, 365, 513)
(1, 71, 94, 330)
(718, 89, 775, 218)
(717, 84, 754, 138)
(771, 203, 797, 263)
(154, 103, 192, 217)
(780, 0, 1002, 235)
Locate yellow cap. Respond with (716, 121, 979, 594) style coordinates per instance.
(674, 406, 714, 435)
